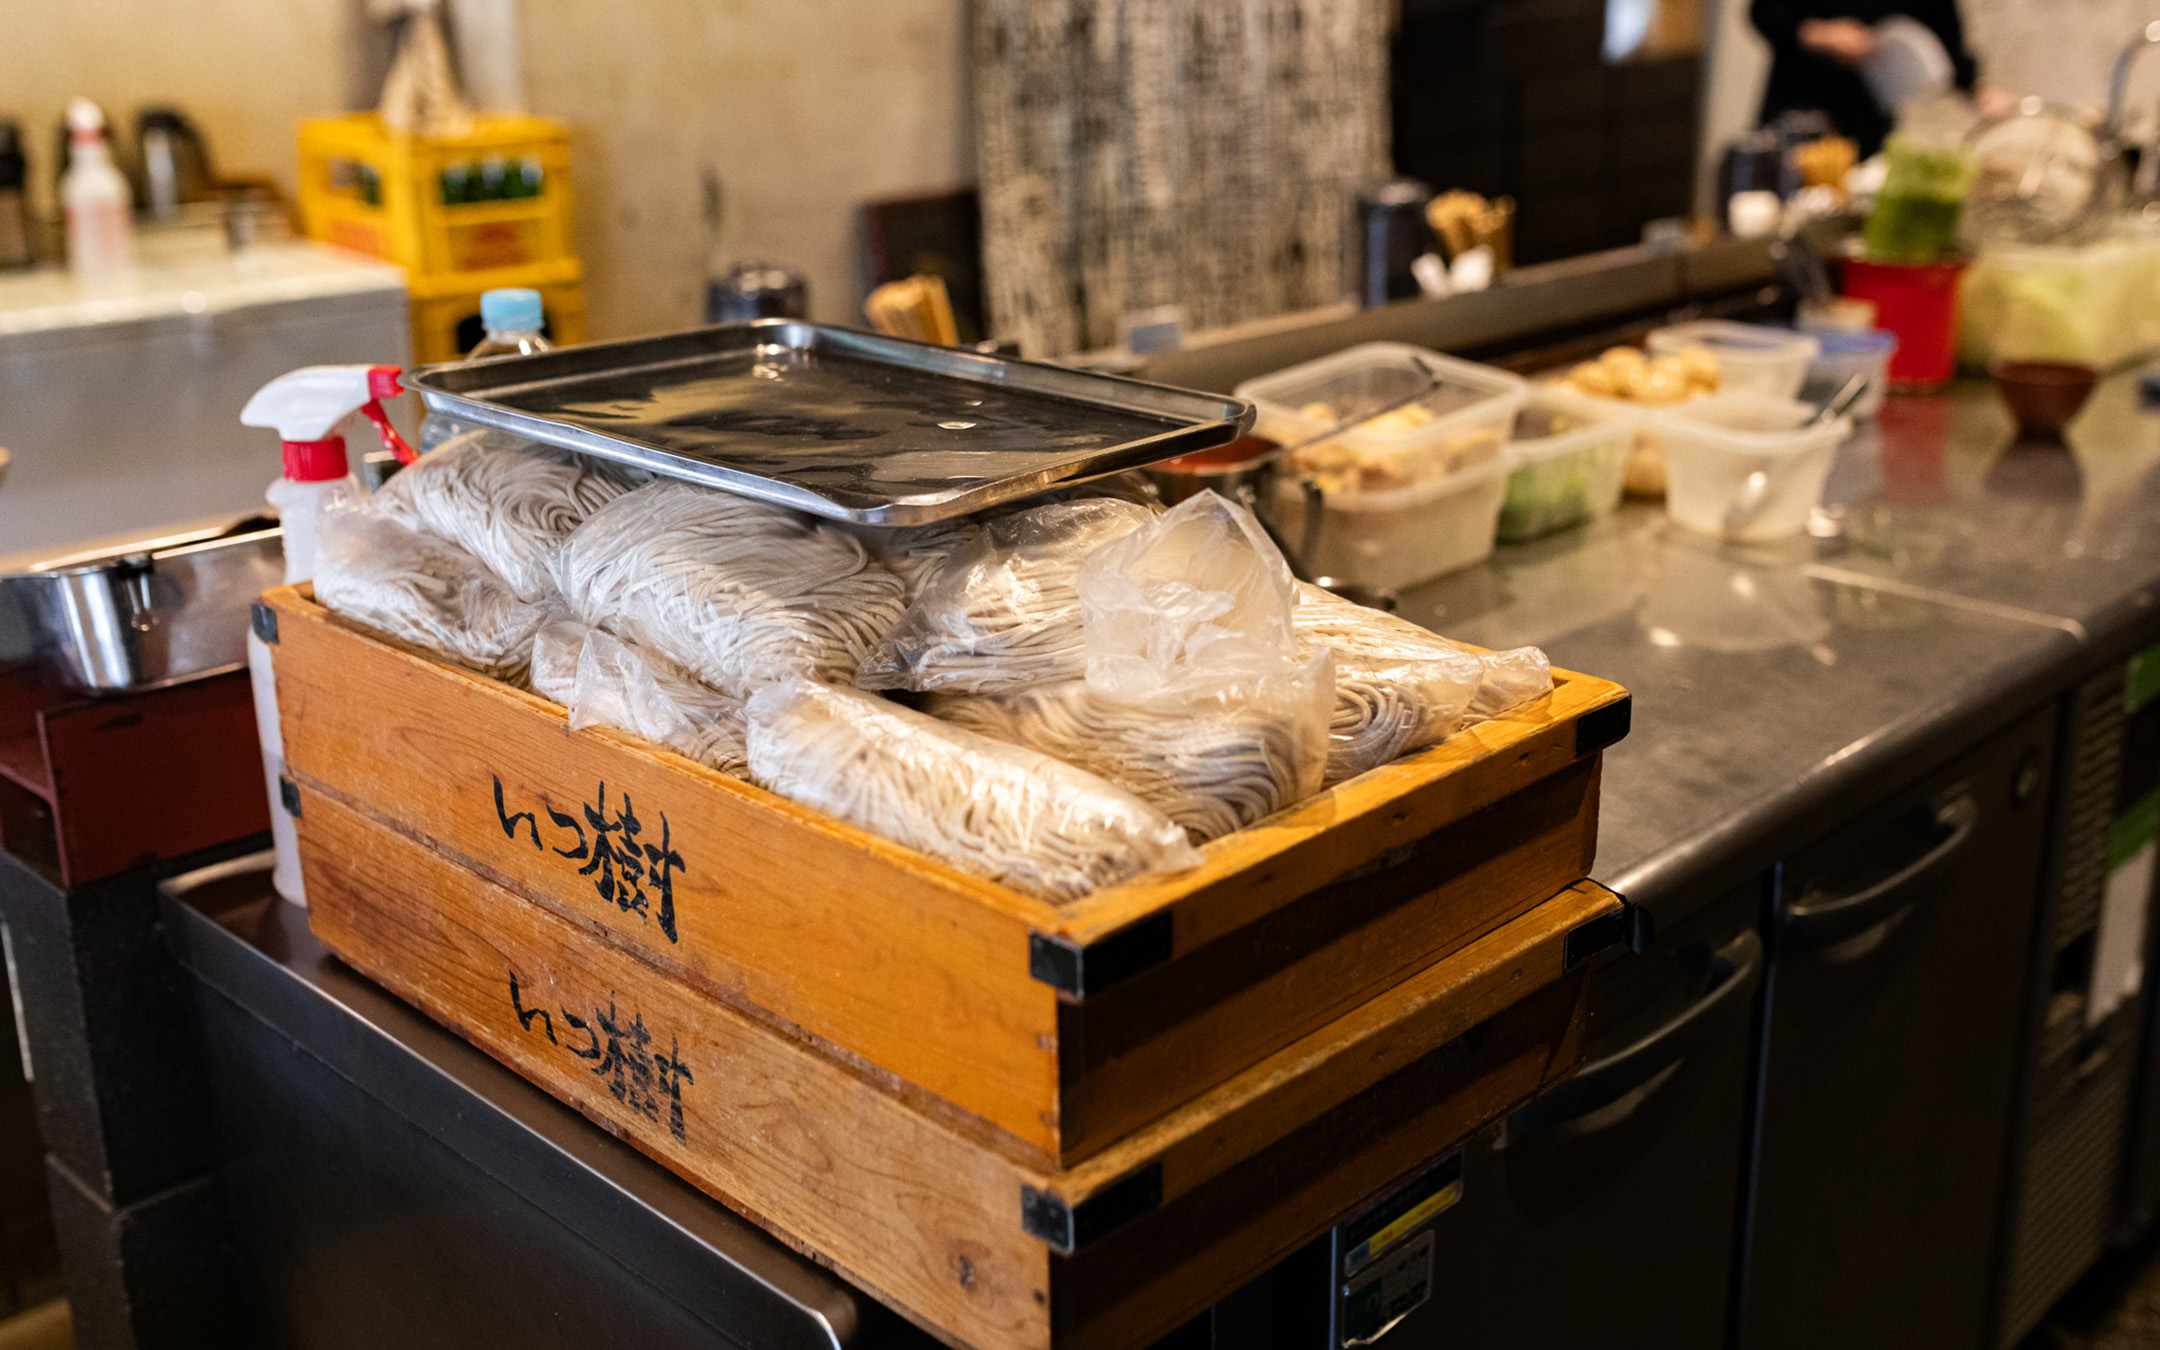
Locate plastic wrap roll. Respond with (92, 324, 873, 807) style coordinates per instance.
(857, 497, 1155, 693)
(1291, 582, 1551, 781)
(745, 680, 1201, 901)
(375, 429, 633, 602)
(931, 651, 1333, 843)
(314, 497, 546, 684)
(554, 481, 907, 696)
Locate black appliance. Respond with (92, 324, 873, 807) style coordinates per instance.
(1740, 704, 2057, 1350)
(1381, 885, 1761, 1349)
(1982, 639, 2160, 1350)
(161, 860, 937, 1349)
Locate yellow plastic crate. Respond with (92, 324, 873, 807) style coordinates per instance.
(297, 113, 577, 285)
(410, 270, 585, 366)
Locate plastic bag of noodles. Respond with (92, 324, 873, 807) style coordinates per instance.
(928, 489, 1331, 840)
(1290, 581, 1552, 782)
(374, 428, 635, 603)
(744, 679, 1201, 901)
(856, 497, 1156, 694)
(553, 481, 907, 696)
(530, 618, 749, 778)
(1076, 489, 1300, 703)
(930, 650, 1333, 842)
(314, 494, 547, 684)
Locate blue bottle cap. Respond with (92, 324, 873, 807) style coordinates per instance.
(480, 288, 544, 332)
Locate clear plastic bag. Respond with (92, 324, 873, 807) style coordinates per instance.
(530, 618, 749, 777)
(744, 680, 1201, 902)
(1076, 489, 1299, 702)
(314, 496, 547, 684)
(553, 481, 907, 696)
(931, 650, 1334, 843)
(529, 616, 587, 703)
(1291, 582, 1552, 782)
(374, 428, 634, 602)
(856, 497, 1156, 694)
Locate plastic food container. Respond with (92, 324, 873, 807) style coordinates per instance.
(1658, 393, 1851, 541)
(1273, 455, 1511, 591)
(1802, 327, 1898, 419)
(1237, 343, 1528, 495)
(1497, 393, 1639, 542)
(1647, 321, 1820, 399)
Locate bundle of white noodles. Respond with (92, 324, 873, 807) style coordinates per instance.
(374, 429, 634, 602)
(553, 481, 907, 696)
(856, 497, 1156, 693)
(314, 496, 546, 684)
(929, 491, 1330, 840)
(745, 679, 1200, 901)
(848, 517, 985, 602)
(1291, 582, 1552, 782)
(931, 653, 1332, 842)
(530, 619, 748, 778)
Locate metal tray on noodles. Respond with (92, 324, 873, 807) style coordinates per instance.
(401, 320, 1253, 525)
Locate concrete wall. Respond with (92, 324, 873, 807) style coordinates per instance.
(518, 0, 973, 338)
(1963, 0, 2160, 136)
(0, 0, 363, 220)
(3, 0, 974, 341)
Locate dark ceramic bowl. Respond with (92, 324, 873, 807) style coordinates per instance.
(1991, 360, 2099, 440)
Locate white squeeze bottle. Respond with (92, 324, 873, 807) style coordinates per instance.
(420, 287, 555, 450)
(61, 98, 132, 279)
(239, 365, 416, 904)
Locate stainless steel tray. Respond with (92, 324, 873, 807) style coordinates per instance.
(0, 516, 284, 694)
(401, 320, 1253, 525)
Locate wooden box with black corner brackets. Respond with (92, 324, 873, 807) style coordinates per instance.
(257, 582, 1632, 1171)
(299, 795, 1622, 1350)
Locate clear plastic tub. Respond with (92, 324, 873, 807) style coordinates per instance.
(1272, 454, 1510, 590)
(1659, 392, 1851, 541)
(1647, 321, 1820, 399)
(1497, 393, 1640, 542)
(1801, 327, 1898, 419)
(1237, 343, 1528, 495)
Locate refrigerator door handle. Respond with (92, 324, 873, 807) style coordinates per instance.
(1781, 792, 1980, 956)
(1510, 929, 1763, 1139)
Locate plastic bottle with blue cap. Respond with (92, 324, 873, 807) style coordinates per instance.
(420, 287, 555, 451)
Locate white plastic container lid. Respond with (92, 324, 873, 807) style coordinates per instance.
(1647, 321, 1820, 399)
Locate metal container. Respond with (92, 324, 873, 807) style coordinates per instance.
(403, 319, 1252, 525)
(0, 516, 282, 693)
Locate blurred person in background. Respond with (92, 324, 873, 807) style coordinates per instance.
(1751, 0, 1980, 154)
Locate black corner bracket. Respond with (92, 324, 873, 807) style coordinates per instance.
(250, 599, 279, 645)
(278, 776, 302, 820)
(1563, 898, 1646, 970)
(1575, 696, 1631, 757)
(1028, 913, 1174, 998)
(1021, 1163, 1163, 1253)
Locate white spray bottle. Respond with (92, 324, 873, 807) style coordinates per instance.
(240, 364, 415, 904)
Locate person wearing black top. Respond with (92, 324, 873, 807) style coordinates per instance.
(1751, 0, 1980, 156)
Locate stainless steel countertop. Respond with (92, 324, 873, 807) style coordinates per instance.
(1399, 372, 2160, 925)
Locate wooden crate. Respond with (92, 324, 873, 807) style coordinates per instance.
(263, 584, 1630, 1166)
(301, 784, 1615, 1350)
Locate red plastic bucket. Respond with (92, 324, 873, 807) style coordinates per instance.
(1840, 258, 1966, 390)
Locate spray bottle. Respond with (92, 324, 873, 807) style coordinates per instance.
(239, 364, 415, 904)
